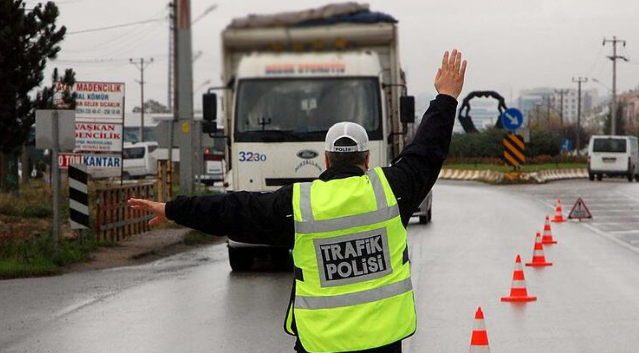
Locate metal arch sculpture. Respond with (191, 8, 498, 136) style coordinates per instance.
(457, 91, 509, 133)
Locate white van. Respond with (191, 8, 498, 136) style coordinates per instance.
(123, 141, 159, 178)
(588, 135, 639, 182)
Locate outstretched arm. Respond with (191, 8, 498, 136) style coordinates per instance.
(383, 50, 467, 224)
(128, 186, 295, 247)
(127, 198, 167, 226)
(435, 49, 467, 100)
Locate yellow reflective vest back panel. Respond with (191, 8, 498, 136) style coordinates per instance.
(286, 167, 416, 353)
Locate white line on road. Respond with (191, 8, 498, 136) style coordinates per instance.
(582, 223, 639, 256)
(592, 221, 639, 225)
(616, 191, 639, 203)
(610, 230, 639, 235)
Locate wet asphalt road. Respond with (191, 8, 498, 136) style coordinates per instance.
(3, 179, 639, 352)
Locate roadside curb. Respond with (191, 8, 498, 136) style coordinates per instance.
(438, 168, 588, 184)
(530, 168, 588, 183)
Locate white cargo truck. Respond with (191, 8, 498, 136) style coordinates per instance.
(202, 4, 432, 271)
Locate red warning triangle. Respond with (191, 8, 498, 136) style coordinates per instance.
(568, 197, 592, 220)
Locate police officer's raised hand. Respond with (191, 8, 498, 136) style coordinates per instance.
(434, 49, 467, 100)
(127, 198, 168, 226)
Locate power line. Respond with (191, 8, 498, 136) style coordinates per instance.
(603, 36, 628, 135)
(572, 77, 588, 154)
(51, 56, 167, 65)
(67, 17, 166, 35)
(130, 57, 154, 142)
(62, 8, 168, 53)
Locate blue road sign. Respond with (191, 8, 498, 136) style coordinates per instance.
(562, 139, 573, 152)
(500, 108, 524, 131)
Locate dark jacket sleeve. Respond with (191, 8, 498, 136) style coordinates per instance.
(382, 94, 458, 225)
(164, 185, 295, 247)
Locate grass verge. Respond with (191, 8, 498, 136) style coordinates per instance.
(443, 163, 586, 173)
(0, 235, 99, 280)
(183, 231, 216, 246)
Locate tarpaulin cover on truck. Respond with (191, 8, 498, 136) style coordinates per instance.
(227, 2, 397, 29)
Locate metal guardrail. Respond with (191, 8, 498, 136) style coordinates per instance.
(95, 183, 155, 242)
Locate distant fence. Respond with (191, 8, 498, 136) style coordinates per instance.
(95, 183, 155, 242)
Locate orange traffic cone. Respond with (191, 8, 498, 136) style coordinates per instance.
(552, 198, 565, 223)
(542, 216, 557, 244)
(501, 255, 537, 302)
(469, 307, 490, 353)
(526, 232, 553, 267)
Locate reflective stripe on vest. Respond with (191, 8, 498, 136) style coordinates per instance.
(295, 277, 413, 309)
(289, 167, 416, 353)
(295, 170, 400, 234)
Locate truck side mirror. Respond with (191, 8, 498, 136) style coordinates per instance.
(203, 121, 218, 134)
(202, 93, 218, 134)
(400, 96, 415, 124)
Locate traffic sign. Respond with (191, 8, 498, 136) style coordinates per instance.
(503, 133, 525, 168)
(69, 164, 89, 230)
(568, 197, 592, 221)
(562, 139, 573, 152)
(500, 108, 524, 131)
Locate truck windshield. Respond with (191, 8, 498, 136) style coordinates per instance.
(593, 138, 627, 153)
(235, 78, 381, 142)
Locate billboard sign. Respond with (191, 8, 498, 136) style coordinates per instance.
(55, 81, 125, 123)
(58, 153, 122, 178)
(75, 123, 123, 152)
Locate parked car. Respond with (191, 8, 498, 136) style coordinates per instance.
(587, 135, 639, 182)
(122, 141, 159, 178)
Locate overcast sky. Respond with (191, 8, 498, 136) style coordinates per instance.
(36, 0, 639, 111)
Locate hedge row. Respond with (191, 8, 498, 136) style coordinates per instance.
(448, 129, 563, 158)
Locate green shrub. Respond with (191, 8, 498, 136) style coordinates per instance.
(23, 203, 52, 218)
(449, 128, 563, 158)
(0, 235, 98, 278)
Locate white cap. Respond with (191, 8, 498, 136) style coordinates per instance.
(325, 122, 369, 153)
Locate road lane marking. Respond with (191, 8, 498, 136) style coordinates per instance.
(616, 191, 639, 203)
(582, 223, 639, 256)
(592, 221, 639, 225)
(610, 230, 639, 235)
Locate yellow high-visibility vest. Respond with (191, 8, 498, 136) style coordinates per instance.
(285, 167, 416, 353)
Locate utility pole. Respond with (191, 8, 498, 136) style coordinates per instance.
(546, 95, 552, 124)
(573, 77, 588, 155)
(603, 36, 628, 135)
(168, 0, 177, 185)
(130, 57, 154, 142)
(52, 110, 60, 241)
(555, 89, 569, 126)
(168, 1, 175, 112)
(176, 0, 195, 193)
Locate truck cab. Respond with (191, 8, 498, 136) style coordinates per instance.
(231, 52, 387, 191)
(206, 5, 430, 271)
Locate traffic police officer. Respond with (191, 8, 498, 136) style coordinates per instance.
(128, 50, 467, 353)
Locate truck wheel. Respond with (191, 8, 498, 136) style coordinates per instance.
(419, 209, 432, 224)
(274, 248, 293, 271)
(228, 247, 254, 272)
(628, 168, 635, 182)
(596, 174, 603, 181)
(588, 173, 595, 181)
(634, 174, 639, 182)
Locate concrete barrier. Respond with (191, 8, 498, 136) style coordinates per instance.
(438, 168, 588, 184)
